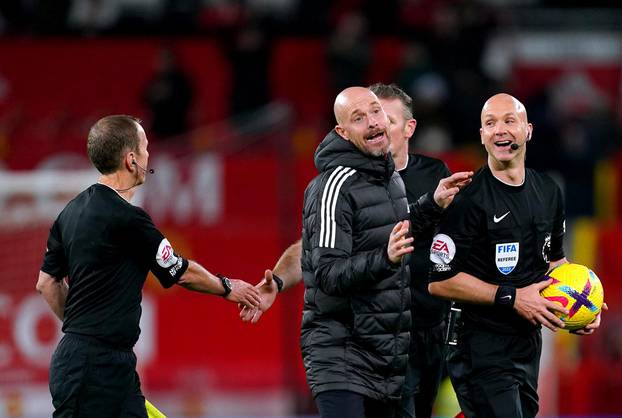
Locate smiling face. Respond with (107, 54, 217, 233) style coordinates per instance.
(334, 87, 390, 157)
(480, 93, 533, 165)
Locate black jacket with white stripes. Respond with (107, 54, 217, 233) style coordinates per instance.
(301, 130, 437, 401)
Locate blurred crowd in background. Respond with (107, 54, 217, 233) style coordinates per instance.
(1, 1, 622, 416)
(2, 1, 622, 217)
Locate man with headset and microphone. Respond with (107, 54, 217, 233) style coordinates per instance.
(428, 94, 604, 417)
(36, 115, 261, 418)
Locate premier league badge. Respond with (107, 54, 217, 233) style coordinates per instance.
(495, 242, 519, 275)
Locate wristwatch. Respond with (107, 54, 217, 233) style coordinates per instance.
(273, 273, 284, 293)
(216, 273, 232, 297)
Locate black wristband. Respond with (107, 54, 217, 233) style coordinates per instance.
(216, 273, 232, 297)
(494, 285, 516, 308)
(272, 274, 284, 293)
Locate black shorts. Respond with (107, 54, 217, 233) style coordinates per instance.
(447, 327, 542, 418)
(49, 333, 147, 418)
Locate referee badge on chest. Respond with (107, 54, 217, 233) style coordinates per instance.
(495, 242, 519, 275)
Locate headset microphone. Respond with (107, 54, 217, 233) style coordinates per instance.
(132, 160, 155, 174)
(510, 143, 519, 151)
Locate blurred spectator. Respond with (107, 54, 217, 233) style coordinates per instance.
(550, 73, 618, 217)
(394, 42, 453, 153)
(143, 47, 194, 139)
(395, 42, 434, 92)
(327, 12, 371, 97)
(399, 0, 446, 34)
(445, 69, 492, 146)
(397, 43, 451, 118)
(198, 0, 246, 31)
(426, 1, 494, 72)
(68, 0, 122, 34)
(247, 0, 297, 20)
(416, 1, 496, 148)
(228, 24, 271, 115)
(527, 73, 619, 217)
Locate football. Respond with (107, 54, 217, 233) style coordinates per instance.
(540, 263, 604, 331)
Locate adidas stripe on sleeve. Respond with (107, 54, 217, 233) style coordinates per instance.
(319, 166, 356, 248)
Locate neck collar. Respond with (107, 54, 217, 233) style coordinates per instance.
(396, 154, 409, 172)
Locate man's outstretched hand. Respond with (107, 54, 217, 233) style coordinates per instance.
(387, 220, 414, 264)
(239, 269, 279, 323)
(225, 279, 262, 308)
(433, 171, 473, 209)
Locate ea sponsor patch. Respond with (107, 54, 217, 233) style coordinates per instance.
(156, 238, 179, 268)
(430, 234, 456, 265)
(495, 242, 519, 275)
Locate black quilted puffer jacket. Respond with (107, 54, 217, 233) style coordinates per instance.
(300, 129, 416, 402)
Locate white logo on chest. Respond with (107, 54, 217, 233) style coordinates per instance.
(493, 211, 510, 223)
(495, 242, 519, 275)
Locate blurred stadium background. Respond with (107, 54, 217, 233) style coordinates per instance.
(0, 1, 621, 417)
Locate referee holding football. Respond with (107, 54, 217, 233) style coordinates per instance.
(428, 94, 604, 418)
(36, 115, 261, 418)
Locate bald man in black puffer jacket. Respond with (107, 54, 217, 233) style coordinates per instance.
(300, 87, 469, 418)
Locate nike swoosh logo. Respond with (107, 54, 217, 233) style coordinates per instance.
(493, 211, 510, 223)
(501, 295, 512, 300)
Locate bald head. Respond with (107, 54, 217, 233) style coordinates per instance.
(332, 86, 390, 157)
(479, 93, 533, 165)
(334, 87, 379, 125)
(481, 93, 528, 124)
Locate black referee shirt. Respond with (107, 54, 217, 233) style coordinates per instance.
(399, 153, 451, 328)
(429, 166, 565, 334)
(41, 184, 188, 349)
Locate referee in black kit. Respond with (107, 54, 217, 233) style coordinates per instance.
(428, 94, 604, 418)
(36, 115, 261, 418)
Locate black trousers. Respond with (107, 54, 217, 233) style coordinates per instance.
(315, 390, 398, 418)
(397, 321, 447, 418)
(49, 333, 147, 418)
(447, 327, 542, 418)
